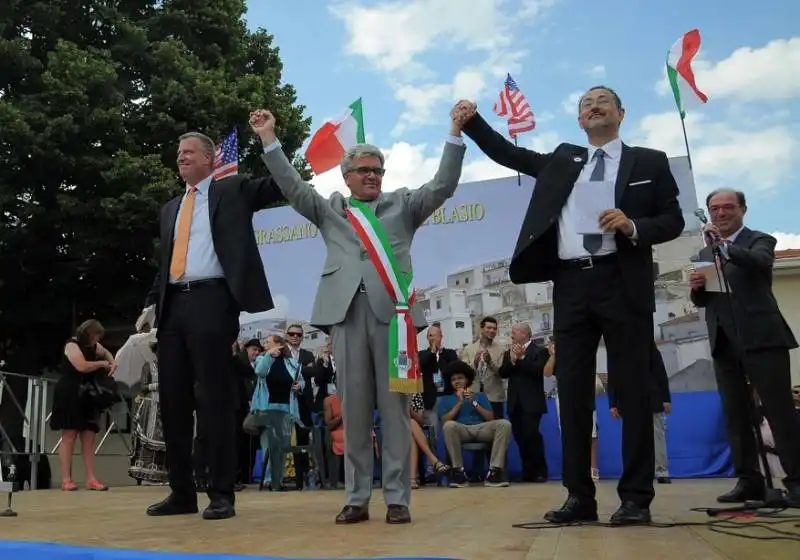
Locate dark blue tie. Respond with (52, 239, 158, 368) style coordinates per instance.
(582, 149, 606, 254)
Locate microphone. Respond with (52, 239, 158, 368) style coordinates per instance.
(693, 208, 708, 225)
(694, 208, 720, 247)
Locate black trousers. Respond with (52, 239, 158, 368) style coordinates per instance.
(712, 329, 800, 487)
(553, 259, 655, 507)
(510, 407, 547, 480)
(157, 281, 239, 504)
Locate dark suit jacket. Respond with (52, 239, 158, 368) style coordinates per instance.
(608, 343, 671, 413)
(308, 357, 336, 414)
(498, 343, 548, 414)
(418, 348, 459, 410)
(690, 227, 798, 353)
(462, 114, 685, 314)
(296, 348, 316, 423)
(145, 173, 285, 324)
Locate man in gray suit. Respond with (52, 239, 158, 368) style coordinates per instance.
(249, 108, 467, 524)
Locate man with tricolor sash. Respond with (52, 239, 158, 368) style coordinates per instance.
(249, 107, 467, 525)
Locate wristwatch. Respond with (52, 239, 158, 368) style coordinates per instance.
(471, 400, 479, 408)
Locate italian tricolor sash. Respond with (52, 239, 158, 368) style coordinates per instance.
(345, 198, 421, 394)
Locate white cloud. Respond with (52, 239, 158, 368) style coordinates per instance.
(332, 0, 557, 133)
(772, 232, 800, 250)
(561, 90, 582, 114)
(655, 37, 800, 102)
(587, 64, 606, 78)
(630, 111, 800, 200)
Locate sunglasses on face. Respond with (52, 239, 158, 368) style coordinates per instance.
(287, 332, 303, 338)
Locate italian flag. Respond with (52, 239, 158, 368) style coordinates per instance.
(304, 98, 365, 175)
(667, 29, 709, 118)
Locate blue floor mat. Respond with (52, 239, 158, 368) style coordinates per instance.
(0, 541, 458, 560)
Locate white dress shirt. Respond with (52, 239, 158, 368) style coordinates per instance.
(558, 138, 622, 260)
(170, 174, 225, 283)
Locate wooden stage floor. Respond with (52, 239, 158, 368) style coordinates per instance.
(2, 479, 799, 559)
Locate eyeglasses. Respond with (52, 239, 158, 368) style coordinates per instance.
(287, 332, 303, 337)
(348, 166, 385, 177)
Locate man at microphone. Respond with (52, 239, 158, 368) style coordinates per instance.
(689, 188, 800, 508)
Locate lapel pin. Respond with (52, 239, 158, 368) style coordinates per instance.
(573, 156, 583, 163)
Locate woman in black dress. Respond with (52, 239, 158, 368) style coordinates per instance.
(50, 319, 116, 491)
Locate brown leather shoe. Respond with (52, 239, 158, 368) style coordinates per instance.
(385, 504, 411, 524)
(335, 505, 369, 524)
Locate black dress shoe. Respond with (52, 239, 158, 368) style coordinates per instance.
(335, 505, 369, 524)
(202, 501, 236, 520)
(785, 485, 800, 508)
(610, 501, 651, 525)
(657, 476, 671, 484)
(386, 504, 411, 524)
(543, 495, 598, 524)
(146, 494, 198, 516)
(716, 480, 765, 503)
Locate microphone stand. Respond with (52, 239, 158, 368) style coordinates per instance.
(702, 239, 788, 516)
(0, 463, 18, 517)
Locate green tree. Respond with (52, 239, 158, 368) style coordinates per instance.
(0, 0, 310, 371)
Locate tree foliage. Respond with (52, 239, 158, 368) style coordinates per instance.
(0, 0, 311, 370)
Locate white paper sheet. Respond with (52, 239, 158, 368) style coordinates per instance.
(693, 261, 729, 293)
(573, 180, 615, 234)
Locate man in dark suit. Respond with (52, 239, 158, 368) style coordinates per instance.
(609, 344, 672, 484)
(498, 323, 549, 482)
(418, 323, 459, 481)
(418, 324, 459, 425)
(454, 86, 685, 525)
(689, 188, 800, 508)
(142, 131, 284, 520)
(284, 323, 316, 488)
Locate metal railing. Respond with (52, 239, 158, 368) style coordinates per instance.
(0, 369, 133, 490)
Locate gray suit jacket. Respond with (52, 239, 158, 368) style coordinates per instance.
(261, 140, 466, 331)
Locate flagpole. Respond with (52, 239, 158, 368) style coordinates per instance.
(679, 114, 693, 170)
(513, 136, 521, 186)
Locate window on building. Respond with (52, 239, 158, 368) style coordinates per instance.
(436, 299, 442, 310)
(465, 277, 469, 284)
(455, 280, 460, 286)
(455, 321, 465, 328)
(310, 333, 318, 340)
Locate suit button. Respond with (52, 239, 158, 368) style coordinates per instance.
(360, 249, 369, 260)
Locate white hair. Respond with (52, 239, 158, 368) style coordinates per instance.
(340, 143, 385, 174)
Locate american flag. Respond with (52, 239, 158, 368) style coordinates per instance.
(493, 74, 536, 138)
(213, 128, 238, 180)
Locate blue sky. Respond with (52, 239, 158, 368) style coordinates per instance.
(245, 0, 800, 248)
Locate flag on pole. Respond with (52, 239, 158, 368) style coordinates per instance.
(213, 128, 238, 180)
(493, 74, 536, 138)
(667, 29, 709, 118)
(305, 98, 366, 175)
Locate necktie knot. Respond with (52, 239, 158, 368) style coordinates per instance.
(593, 148, 605, 160)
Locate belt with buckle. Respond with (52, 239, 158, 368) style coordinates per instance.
(168, 278, 226, 293)
(560, 253, 617, 271)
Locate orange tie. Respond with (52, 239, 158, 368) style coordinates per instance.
(169, 187, 197, 281)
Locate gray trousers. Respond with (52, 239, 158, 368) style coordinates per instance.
(331, 293, 411, 508)
(653, 412, 669, 477)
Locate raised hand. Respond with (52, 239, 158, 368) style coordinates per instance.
(249, 109, 276, 144)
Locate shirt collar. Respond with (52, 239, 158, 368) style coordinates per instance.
(187, 174, 214, 195)
(587, 137, 622, 162)
(726, 225, 745, 243)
